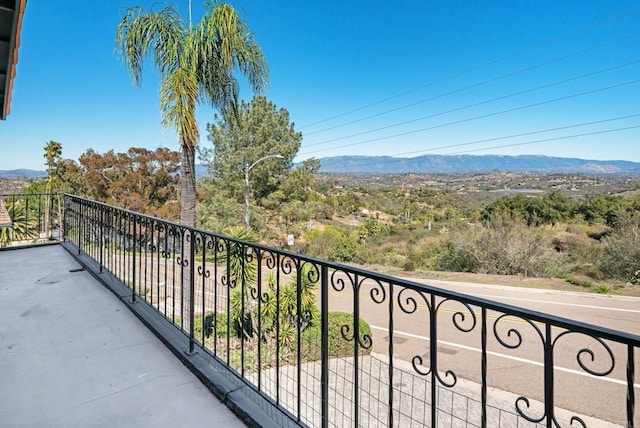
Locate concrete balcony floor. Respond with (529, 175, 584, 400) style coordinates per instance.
(0, 245, 246, 427)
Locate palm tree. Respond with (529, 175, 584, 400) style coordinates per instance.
(0, 200, 39, 247)
(43, 140, 62, 177)
(222, 226, 258, 337)
(116, 1, 268, 227)
(43, 140, 62, 239)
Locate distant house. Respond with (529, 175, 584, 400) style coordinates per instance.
(1, 0, 27, 120)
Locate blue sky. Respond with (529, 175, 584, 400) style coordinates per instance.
(1, 1, 639, 170)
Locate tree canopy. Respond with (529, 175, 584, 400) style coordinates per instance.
(198, 96, 319, 231)
(202, 96, 318, 201)
(54, 147, 181, 219)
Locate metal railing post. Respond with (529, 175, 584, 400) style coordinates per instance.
(62, 196, 68, 242)
(387, 284, 394, 428)
(188, 229, 196, 355)
(628, 345, 635, 428)
(544, 323, 554, 428)
(77, 200, 83, 255)
(99, 206, 104, 273)
(481, 307, 488, 428)
(321, 265, 329, 428)
(131, 215, 137, 303)
(430, 293, 437, 427)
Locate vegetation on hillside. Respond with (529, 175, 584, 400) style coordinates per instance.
(10, 131, 639, 293)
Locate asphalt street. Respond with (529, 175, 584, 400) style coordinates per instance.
(324, 277, 640, 426)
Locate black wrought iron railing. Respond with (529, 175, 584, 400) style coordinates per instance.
(63, 194, 639, 428)
(0, 193, 63, 248)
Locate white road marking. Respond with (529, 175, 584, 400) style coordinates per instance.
(471, 293, 640, 314)
(370, 325, 640, 389)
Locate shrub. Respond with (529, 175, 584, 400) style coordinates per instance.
(194, 313, 228, 341)
(300, 312, 373, 361)
(598, 212, 640, 282)
(435, 213, 559, 277)
(304, 226, 366, 264)
(553, 232, 603, 279)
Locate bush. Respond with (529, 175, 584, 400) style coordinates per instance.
(304, 226, 366, 264)
(300, 312, 373, 361)
(598, 213, 640, 282)
(194, 313, 228, 341)
(435, 213, 559, 277)
(553, 232, 603, 279)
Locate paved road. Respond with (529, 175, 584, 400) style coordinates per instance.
(325, 277, 640, 426)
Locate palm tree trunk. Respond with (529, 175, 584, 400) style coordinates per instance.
(44, 184, 51, 240)
(179, 142, 196, 342)
(180, 144, 197, 227)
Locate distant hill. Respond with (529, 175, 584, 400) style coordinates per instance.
(195, 164, 208, 178)
(317, 154, 640, 175)
(0, 167, 210, 179)
(0, 169, 47, 179)
(5, 156, 640, 178)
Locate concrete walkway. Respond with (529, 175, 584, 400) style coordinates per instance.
(0, 245, 246, 427)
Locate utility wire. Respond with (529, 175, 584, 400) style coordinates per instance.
(395, 114, 640, 157)
(299, 79, 640, 157)
(299, 7, 640, 130)
(304, 32, 640, 137)
(308, 114, 639, 171)
(303, 59, 640, 148)
(446, 125, 640, 155)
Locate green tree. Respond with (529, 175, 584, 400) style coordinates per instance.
(53, 158, 88, 196)
(43, 140, 62, 180)
(201, 96, 318, 205)
(79, 147, 180, 217)
(116, 1, 268, 227)
(577, 193, 625, 225)
(200, 96, 319, 229)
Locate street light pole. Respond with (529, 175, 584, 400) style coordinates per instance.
(244, 154, 283, 230)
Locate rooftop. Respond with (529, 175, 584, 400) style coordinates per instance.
(0, 0, 25, 120)
(0, 244, 246, 427)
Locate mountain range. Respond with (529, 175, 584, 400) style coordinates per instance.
(2, 154, 640, 178)
(316, 154, 640, 175)
(0, 169, 47, 179)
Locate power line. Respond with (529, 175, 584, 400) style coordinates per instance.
(299, 79, 640, 157)
(303, 32, 640, 138)
(396, 114, 640, 157)
(299, 7, 640, 130)
(446, 125, 640, 155)
(307, 114, 639, 171)
(303, 59, 640, 149)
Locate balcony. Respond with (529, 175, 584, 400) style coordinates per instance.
(1, 193, 638, 427)
(0, 244, 246, 427)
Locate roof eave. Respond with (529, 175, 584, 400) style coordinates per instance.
(1, 0, 26, 120)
